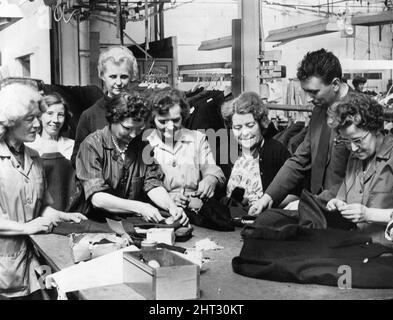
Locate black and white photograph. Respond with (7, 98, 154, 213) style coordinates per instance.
(0, 0, 393, 306)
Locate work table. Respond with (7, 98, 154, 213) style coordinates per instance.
(30, 226, 393, 300)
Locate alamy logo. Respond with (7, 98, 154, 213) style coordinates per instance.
(337, 265, 352, 289)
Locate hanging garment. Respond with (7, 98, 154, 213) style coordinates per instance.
(287, 125, 308, 155)
(41, 152, 76, 211)
(273, 121, 305, 150)
(185, 90, 225, 131)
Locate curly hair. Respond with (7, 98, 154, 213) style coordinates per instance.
(352, 75, 367, 89)
(98, 46, 139, 81)
(0, 83, 42, 141)
(39, 92, 72, 137)
(328, 92, 384, 132)
(105, 92, 151, 124)
(297, 48, 342, 85)
(221, 91, 269, 129)
(148, 88, 190, 126)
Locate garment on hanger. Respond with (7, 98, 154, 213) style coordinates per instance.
(185, 89, 225, 131)
(273, 121, 305, 150)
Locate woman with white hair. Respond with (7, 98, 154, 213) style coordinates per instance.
(71, 46, 139, 166)
(0, 84, 86, 299)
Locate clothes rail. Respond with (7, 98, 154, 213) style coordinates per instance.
(268, 104, 393, 120)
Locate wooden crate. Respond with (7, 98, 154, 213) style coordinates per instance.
(123, 249, 200, 300)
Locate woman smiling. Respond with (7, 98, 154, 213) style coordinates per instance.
(221, 92, 294, 216)
(26, 92, 74, 159)
(0, 84, 86, 299)
(75, 92, 188, 230)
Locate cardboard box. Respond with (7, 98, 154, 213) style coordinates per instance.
(123, 249, 200, 300)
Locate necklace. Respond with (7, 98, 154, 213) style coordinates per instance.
(111, 135, 128, 156)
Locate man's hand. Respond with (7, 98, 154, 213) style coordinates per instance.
(194, 176, 218, 200)
(139, 203, 164, 223)
(339, 203, 369, 223)
(248, 194, 273, 216)
(284, 200, 300, 211)
(326, 198, 347, 211)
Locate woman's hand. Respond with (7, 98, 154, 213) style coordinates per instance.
(139, 203, 164, 223)
(170, 193, 190, 208)
(339, 203, 370, 223)
(169, 204, 189, 226)
(42, 210, 87, 225)
(326, 198, 347, 211)
(58, 212, 87, 223)
(23, 217, 54, 235)
(194, 176, 218, 200)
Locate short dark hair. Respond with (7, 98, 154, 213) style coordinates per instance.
(149, 88, 190, 126)
(297, 48, 342, 85)
(105, 92, 151, 124)
(352, 76, 367, 88)
(40, 92, 72, 137)
(328, 92, 384, 132)
(221, 91, 269, 129)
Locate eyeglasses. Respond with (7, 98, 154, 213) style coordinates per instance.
(335, 131, 370, 148)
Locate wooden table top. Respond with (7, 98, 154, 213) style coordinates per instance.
(31, 226, 393, 300)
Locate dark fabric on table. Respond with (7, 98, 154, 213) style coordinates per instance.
(241, 189, 356, 235)
(298, 189, 356, 230)
(53, 213, 193, 242)
(232, 224, 393, 288)
(185, 198, 235, 231)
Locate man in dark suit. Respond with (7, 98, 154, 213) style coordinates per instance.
(249, 49, 351, 215)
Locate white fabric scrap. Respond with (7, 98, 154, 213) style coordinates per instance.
(194, 238, 223, 251)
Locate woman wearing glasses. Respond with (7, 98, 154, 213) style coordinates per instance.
(75, 92, 188, 229)
(327, 93, 393, 244)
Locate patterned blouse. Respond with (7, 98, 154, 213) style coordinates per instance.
(226, 153, 264, 205)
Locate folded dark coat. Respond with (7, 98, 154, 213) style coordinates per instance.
(232, 224, 393, 288)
